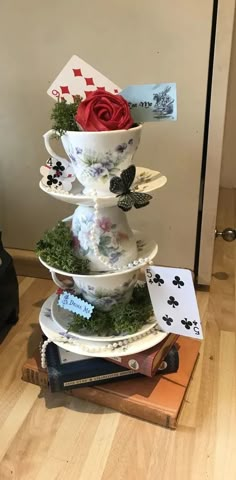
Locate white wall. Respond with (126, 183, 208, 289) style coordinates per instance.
(0, 1, 213, 271)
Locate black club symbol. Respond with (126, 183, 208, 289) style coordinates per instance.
(52, 161, 65, 177)
(153, 274, 164, 286)
(54, 181, 62, 189)
(167, 296, 179, 308)
(181, 318, 193, 330)
(193, 321, 198, 326)
(172, 276, 184, 288)
(47, 175, 59, 186)
(162, 315, 173, 326)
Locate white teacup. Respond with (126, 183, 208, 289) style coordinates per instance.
(51, 270, 139, 312)
(43, 125, 142, 196)
(71, 205, 138, 271)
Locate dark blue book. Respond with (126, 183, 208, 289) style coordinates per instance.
(44, 339, 179, 392)
(45, 341, 141, 392)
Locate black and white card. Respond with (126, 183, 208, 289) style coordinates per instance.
(145, 266, 203, 339)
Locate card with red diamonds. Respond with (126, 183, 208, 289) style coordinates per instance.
(47, 55, 121, 102)
(145, 266, 203, 339)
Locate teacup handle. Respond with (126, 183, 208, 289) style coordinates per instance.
(43, 129, 67, 163)
(50, 270, 75, 290)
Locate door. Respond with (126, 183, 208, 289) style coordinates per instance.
(197, 0, 236, 284)
(0, 1, 218, 275)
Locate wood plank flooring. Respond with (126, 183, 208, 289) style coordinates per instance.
(0, 188, 236, 480)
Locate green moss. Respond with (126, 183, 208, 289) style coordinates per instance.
(68, 283, 154, 336)
(37, 224, 154, 336)
(36, 221, 89, 274)
(51, 96, 82, 136)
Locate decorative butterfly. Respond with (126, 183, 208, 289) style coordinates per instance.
(109, 165, 152, 212)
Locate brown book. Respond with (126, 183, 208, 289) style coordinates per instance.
(164, 336, 200, 387)
(22, 351, 48, 387)
(22, 336, 200, 429)
(106, 333, 179, 376)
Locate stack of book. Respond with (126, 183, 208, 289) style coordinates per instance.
(38, 333, 179, 392)
(22, 334, 200, 428)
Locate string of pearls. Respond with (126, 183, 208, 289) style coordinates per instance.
(89, 191, 113, 270)
(39, 323, 161, 361)
(90, 191, 152, 271)
(40, 338, 52, 368)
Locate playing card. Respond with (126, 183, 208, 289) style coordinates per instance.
(145, 266, 203, 339)
(40, 157, 76, 192)
(47, 55, 121, 102)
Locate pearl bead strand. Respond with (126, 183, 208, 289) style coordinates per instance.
(39, 323, 161, 360)
(90, 191, 113, 270)
(40, 338, 52, 368)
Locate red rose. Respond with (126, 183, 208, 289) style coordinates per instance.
(75, 90, 134, 132)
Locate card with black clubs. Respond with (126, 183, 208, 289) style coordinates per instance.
(145, 266, 203, 339)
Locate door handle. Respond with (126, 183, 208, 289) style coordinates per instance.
(215, 228, 236, 241)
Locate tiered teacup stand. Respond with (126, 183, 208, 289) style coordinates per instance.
(38, 127, 168, 360)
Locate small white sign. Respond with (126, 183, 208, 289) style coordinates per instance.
(58, 292, 94, 320)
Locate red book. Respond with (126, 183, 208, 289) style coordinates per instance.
(106, 333, 179, 377)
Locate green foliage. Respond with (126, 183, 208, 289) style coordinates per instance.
(51, 96, 82, 136)
(36, 221, 89, 274)
(69, 283, 154, 336)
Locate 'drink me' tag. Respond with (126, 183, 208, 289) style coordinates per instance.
(145, 265, 203, 340)
(120, 83, 177, 123)
(58, 292, 94, 319)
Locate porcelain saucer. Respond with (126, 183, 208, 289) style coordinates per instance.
(51, 294, 157, 343)
(39, 295, 167, 358)
(39, 230, 158, 278)
(39, 166, 167, 207)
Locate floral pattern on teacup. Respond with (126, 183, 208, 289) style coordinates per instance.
(40, 157, 76, 192)
(72, 214, 129, 264)
(80, 274, 137, 310)
(68, 139, 134, 183)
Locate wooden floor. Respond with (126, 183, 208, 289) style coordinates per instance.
(0, 188, 236, 480)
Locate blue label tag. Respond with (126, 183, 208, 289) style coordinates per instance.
(58, 292, 94, 319)
(121, 83, 177, 123)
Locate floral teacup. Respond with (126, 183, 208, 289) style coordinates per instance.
(43, 125, 142, 196)
(74, 272, 138, 311)
(72, 205, 138, 271)
(51, 269, 139, 312)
